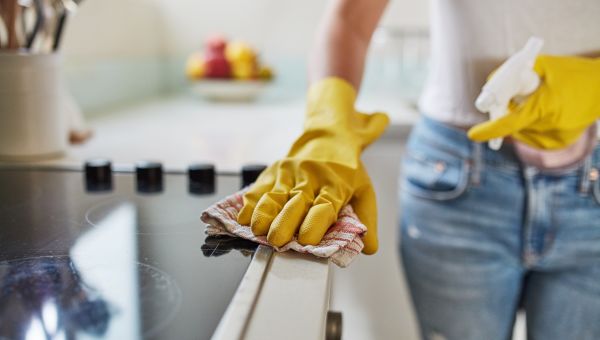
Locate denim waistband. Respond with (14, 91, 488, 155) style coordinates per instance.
(411, 116, 600, 181)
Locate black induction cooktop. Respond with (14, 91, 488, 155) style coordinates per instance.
(0, 161, 266, 340)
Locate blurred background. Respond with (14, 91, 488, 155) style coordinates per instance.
(61, 0, 429, 114)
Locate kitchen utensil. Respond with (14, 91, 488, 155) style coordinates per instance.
(53, 0, 82, 51)
(0, 0, 19, 49)
(62, 0, 78, 12)
(17, 0, 30, 41)
(36, 0, 56, 53)
(25, 0, 44, 50)
(17, 0, 34, 48)
(0, 16, 6, 48)
(26, 0, 55, 53)
(13, 3, 28, 47)
(52, 0, 70, 51)
(51, 2, 64, 50)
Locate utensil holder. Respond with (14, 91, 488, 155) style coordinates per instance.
(0, 52, 68, 160)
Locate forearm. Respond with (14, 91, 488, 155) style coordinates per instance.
(309, 0, 388, 90)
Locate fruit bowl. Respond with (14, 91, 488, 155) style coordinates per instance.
(190, 79, 269, 102)
(186, 35, 274, 101)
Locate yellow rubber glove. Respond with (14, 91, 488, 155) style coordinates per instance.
(237, 78, 389, 254)
(468, 55, 600, 149)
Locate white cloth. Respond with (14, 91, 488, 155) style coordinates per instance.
(201, 190, 368, 268)
(419, 0, 600, 127)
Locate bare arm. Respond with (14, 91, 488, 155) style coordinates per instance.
(309, 0, 389, 90)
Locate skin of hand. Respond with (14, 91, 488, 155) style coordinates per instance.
(468, 55, 600, 150)
(237, 78, 389, 254)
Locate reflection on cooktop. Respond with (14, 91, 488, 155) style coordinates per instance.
(201, 235, 258, 258)
(0, 255, 185, 339)
(0, 256, 110, 339)
(85, 197, 204, 235)
(0, 167, 258, 340)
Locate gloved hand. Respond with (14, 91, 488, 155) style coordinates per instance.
(237, 78, 389, 254)
(468, 55, 600, 149)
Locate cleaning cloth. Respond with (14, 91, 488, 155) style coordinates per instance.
(200, 190, 367, 267)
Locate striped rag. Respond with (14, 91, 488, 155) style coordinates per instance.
(200, 190, 367, 267)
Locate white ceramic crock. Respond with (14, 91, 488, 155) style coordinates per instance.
(0, 52, 68, 161)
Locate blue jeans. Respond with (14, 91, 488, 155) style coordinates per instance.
(399, 117, 600, 340)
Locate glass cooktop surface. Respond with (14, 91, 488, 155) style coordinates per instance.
(0, 166, 257, 340)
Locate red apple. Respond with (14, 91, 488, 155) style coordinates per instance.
(204, 54, 231, 78)
(205, 35, 227, 55)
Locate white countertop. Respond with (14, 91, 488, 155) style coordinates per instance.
(12, 93, 418, 172)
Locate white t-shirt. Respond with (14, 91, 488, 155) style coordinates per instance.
(419, 0, 600, 126)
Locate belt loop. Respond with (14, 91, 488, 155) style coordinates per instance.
(579, 155, 593, 195)
(471, 143, 483, 186)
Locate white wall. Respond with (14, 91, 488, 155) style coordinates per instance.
(155, 0, 429, 57)
(382, 0, 430, 28)
(62, 0, 165, 58)
(61, 0, 167, 112)
(59, 0, 429, 112)
(63, 0, 429, 61)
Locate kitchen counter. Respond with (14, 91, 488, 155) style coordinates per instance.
(0, 93, 419, 339)
(215, 247, 333, 340)
(10, 93, 418, 172)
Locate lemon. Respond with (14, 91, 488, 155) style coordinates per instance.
(225, 41, 257, 63)
(186, 54, 205, 79)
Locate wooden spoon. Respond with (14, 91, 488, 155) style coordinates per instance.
(0, 0, 19, 49)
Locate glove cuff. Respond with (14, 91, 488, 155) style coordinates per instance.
(306, 77, 357, 122)
(307, 77, 357, 103)
(304, 77, 389, 146)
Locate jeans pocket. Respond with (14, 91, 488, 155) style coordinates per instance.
(402, 145, 471, 201)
